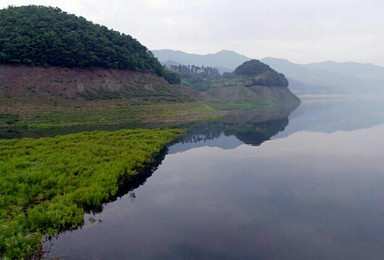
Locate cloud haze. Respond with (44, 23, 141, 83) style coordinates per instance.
(1, 0, 383, 65)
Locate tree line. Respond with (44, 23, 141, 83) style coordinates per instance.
(168, 64, 220, 77)
(167, 64, 221, 91)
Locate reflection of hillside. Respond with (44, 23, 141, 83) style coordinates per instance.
(170, 104, 297, 153)
(225, 119, 289, 146)
(223, 102, 295, 126)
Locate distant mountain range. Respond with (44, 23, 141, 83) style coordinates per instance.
(261, 57, 384, 94)
(152, 50, 248, 74)
(152, 49, 384, 95)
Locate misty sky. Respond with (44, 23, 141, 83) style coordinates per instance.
(1, 0, 383, 66)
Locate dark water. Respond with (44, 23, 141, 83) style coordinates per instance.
(44, 96, 384, 260)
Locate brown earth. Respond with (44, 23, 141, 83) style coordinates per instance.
(0, 65, 202, 100)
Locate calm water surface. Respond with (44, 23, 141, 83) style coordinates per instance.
(45, 96, 384, 260)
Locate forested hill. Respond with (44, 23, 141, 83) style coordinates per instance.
(232, 60, 288, 87)
(0, 5, 179, 83)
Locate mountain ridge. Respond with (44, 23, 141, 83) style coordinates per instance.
(152, 49, 250, 71)
(153, 49, 384, 94)
(261, 57, 384, 94)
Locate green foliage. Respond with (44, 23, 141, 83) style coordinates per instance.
(0, 98, 213, 130)
(233, 60, 288, 87)
(233, 60, 272, 76)
(162, 69, 181, 84)
(169, 65, 220, 77)
(76, 88, 122, 100)
(184, 74, 214, 92)
(0, 113, 19, 125)
(251, 71, 289, 87)
(0, 6, 175, 83)
(165, 61, 288, 91)
(0, 129, 183, 258)
(167, 64, 221, 91)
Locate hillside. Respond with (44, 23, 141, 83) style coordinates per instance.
(0, 64, 216, 129)
(0, 6, 299, 130)
(0, 59, 299, 129)
(0, 6, 223, 128)
(232, 60, 288, 86)
(166, 60, 288, 90)
(206, 60, 299, 104)
(0, 65, 188, 100)
(0, 5, 179, 83)
(166, 60, 299, 105)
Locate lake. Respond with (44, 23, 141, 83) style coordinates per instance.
(44, 96, 384, 259)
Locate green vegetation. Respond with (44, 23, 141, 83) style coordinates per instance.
(0, 6, 299, 259)
(0, 98, 214, 129)
(167, 65, 221, 91)
(166, 60, 289, 94)
(162, 69, 182, 84)
(233, 60, 288, 87)
(0, 113, 19, 125)
(0, 129, 183, 258)
(233, 59, 273, 76)
(0, 5, 180, 83)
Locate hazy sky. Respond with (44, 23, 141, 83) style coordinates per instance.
(1, 0, 383, 65)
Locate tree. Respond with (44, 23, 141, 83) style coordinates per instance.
(0, 6, 176, 83)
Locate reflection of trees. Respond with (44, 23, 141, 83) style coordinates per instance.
(181, 121, 222, 143)
(181, 103, 297, 146)
(225, 119, 289, 146)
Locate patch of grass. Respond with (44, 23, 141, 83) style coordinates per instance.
(76, 89, 122, 100)
(0, 98, 216, 129)
(0, 128, 183, 258)
(0, 113, 19, 126)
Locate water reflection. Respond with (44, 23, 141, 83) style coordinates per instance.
(44, 97, 384, 259)
(278, 96, 384, 137)
(171, 103, 297, 153)
(91, 146, 170, 212)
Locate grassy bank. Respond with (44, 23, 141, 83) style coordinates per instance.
(0, 129, 183, 258)
(0, 97, 215, 129)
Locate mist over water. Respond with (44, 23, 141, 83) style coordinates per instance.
(45, 97, 384, 260)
